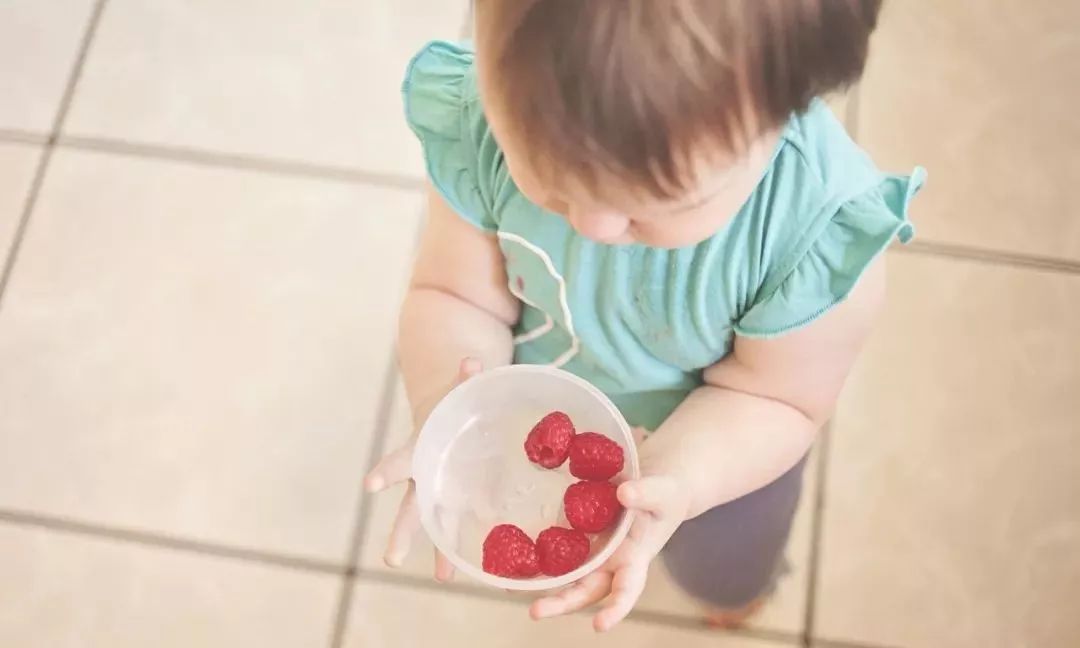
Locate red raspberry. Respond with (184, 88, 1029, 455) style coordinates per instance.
(482, 524, 540, 578)
(568, 432, 625, 481)
(524, 411, 576, 469)
(536, 526, 591, 576)
(563, 480, 623, 534)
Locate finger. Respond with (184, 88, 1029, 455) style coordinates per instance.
(618, 506, 683, 578)
(383, 483, 420, 567)
(631, 426, 648, 445)
(434, 549, 455, 582)
(530, 571, 612, 619)
(433, 505, 459, 582)
(364, 443, 415, 493)
(593, 565, 649, 632)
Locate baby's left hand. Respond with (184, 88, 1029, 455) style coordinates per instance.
(529, 435, 691, 632)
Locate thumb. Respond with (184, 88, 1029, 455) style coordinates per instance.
(457, 357, 483, 382)
(617, 475, 683, 517)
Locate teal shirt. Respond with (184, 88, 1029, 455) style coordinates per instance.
(405, 41, 925, 431)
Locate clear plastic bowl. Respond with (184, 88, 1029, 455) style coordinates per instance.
(412, 364, 639, 591)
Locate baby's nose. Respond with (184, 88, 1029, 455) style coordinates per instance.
(568, 207, 630, 243)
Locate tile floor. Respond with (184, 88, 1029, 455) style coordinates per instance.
(0, 2, 1077, 647)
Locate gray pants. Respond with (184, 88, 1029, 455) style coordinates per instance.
(661, 454, 809, 607)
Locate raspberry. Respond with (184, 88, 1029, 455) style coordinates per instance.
(482, 524, 540, 578)
(563, 480, 623, 534)
(524, 411, 576, 469)
(536, 526, 591, 576)
(568, 432, 625, 481)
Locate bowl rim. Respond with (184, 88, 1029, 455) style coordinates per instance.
(412, 364, 640, 591)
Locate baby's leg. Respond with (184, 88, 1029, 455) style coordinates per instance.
(661, 453, 809, 621)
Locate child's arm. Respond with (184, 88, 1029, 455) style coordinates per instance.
(650, 258, 886, 517)
(398, 186, 519, 420)
(532, 260, 886, 631)
(365, 186, 518, 576)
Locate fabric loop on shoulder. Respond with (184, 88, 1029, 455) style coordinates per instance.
(402, 41, 495, 230)
(735, 167, 926, 338)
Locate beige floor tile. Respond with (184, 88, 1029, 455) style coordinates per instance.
(361, 380, 814, 633)
(65, 0, 469, 176)
(342, 580, 795, 648)
(0, 143, 42, 259)
(0, 523, 338, 648)
(816, 254, 1080, 647)
(0, 150, 421, 561)
(858, 0, 1080, 261)
(0, 0, 96, 133)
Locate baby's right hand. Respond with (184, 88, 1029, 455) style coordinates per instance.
(362, 357, 482, 582)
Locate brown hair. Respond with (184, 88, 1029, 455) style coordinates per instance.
(479, 0, 882, 200)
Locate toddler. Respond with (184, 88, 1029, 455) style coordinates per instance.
(365, 0, 924, 631)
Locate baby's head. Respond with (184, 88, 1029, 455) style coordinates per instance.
(475, 0, 881, 247)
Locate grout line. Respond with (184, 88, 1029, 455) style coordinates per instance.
(342, 357, 402, 569)
(802, 423, 832, 646)
(0, 145, 53, 305)
(813, 637, 905, 648)
(627, 608, 800, 645)
(360, 568, 519, 604)
(328, 206, 424, 646)
(0, 0, 108, 309)
(49, 136, 1080, 284)
(893, 240, 1080, 276)
(849, 75, 1078, 278)
(327, 354, 403, 648)
(49, 0, 109, 135)
(357, 569, 805, 645)
(0, 508, 345, 575)
(0, 128, 50, 146)
(58, 134, 426, 191)
(25, 106, 1080, 283)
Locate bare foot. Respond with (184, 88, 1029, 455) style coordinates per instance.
(702, 597, 766, 629)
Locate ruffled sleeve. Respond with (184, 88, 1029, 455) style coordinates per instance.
(403, 41, 498, 231)
(734, 167, 927, 338)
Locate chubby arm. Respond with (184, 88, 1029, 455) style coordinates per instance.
(531, 260, 887, 631)
(365, 185, 517, 574)
(644, 259, 886, 517)
(398, 185, 519, 424)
